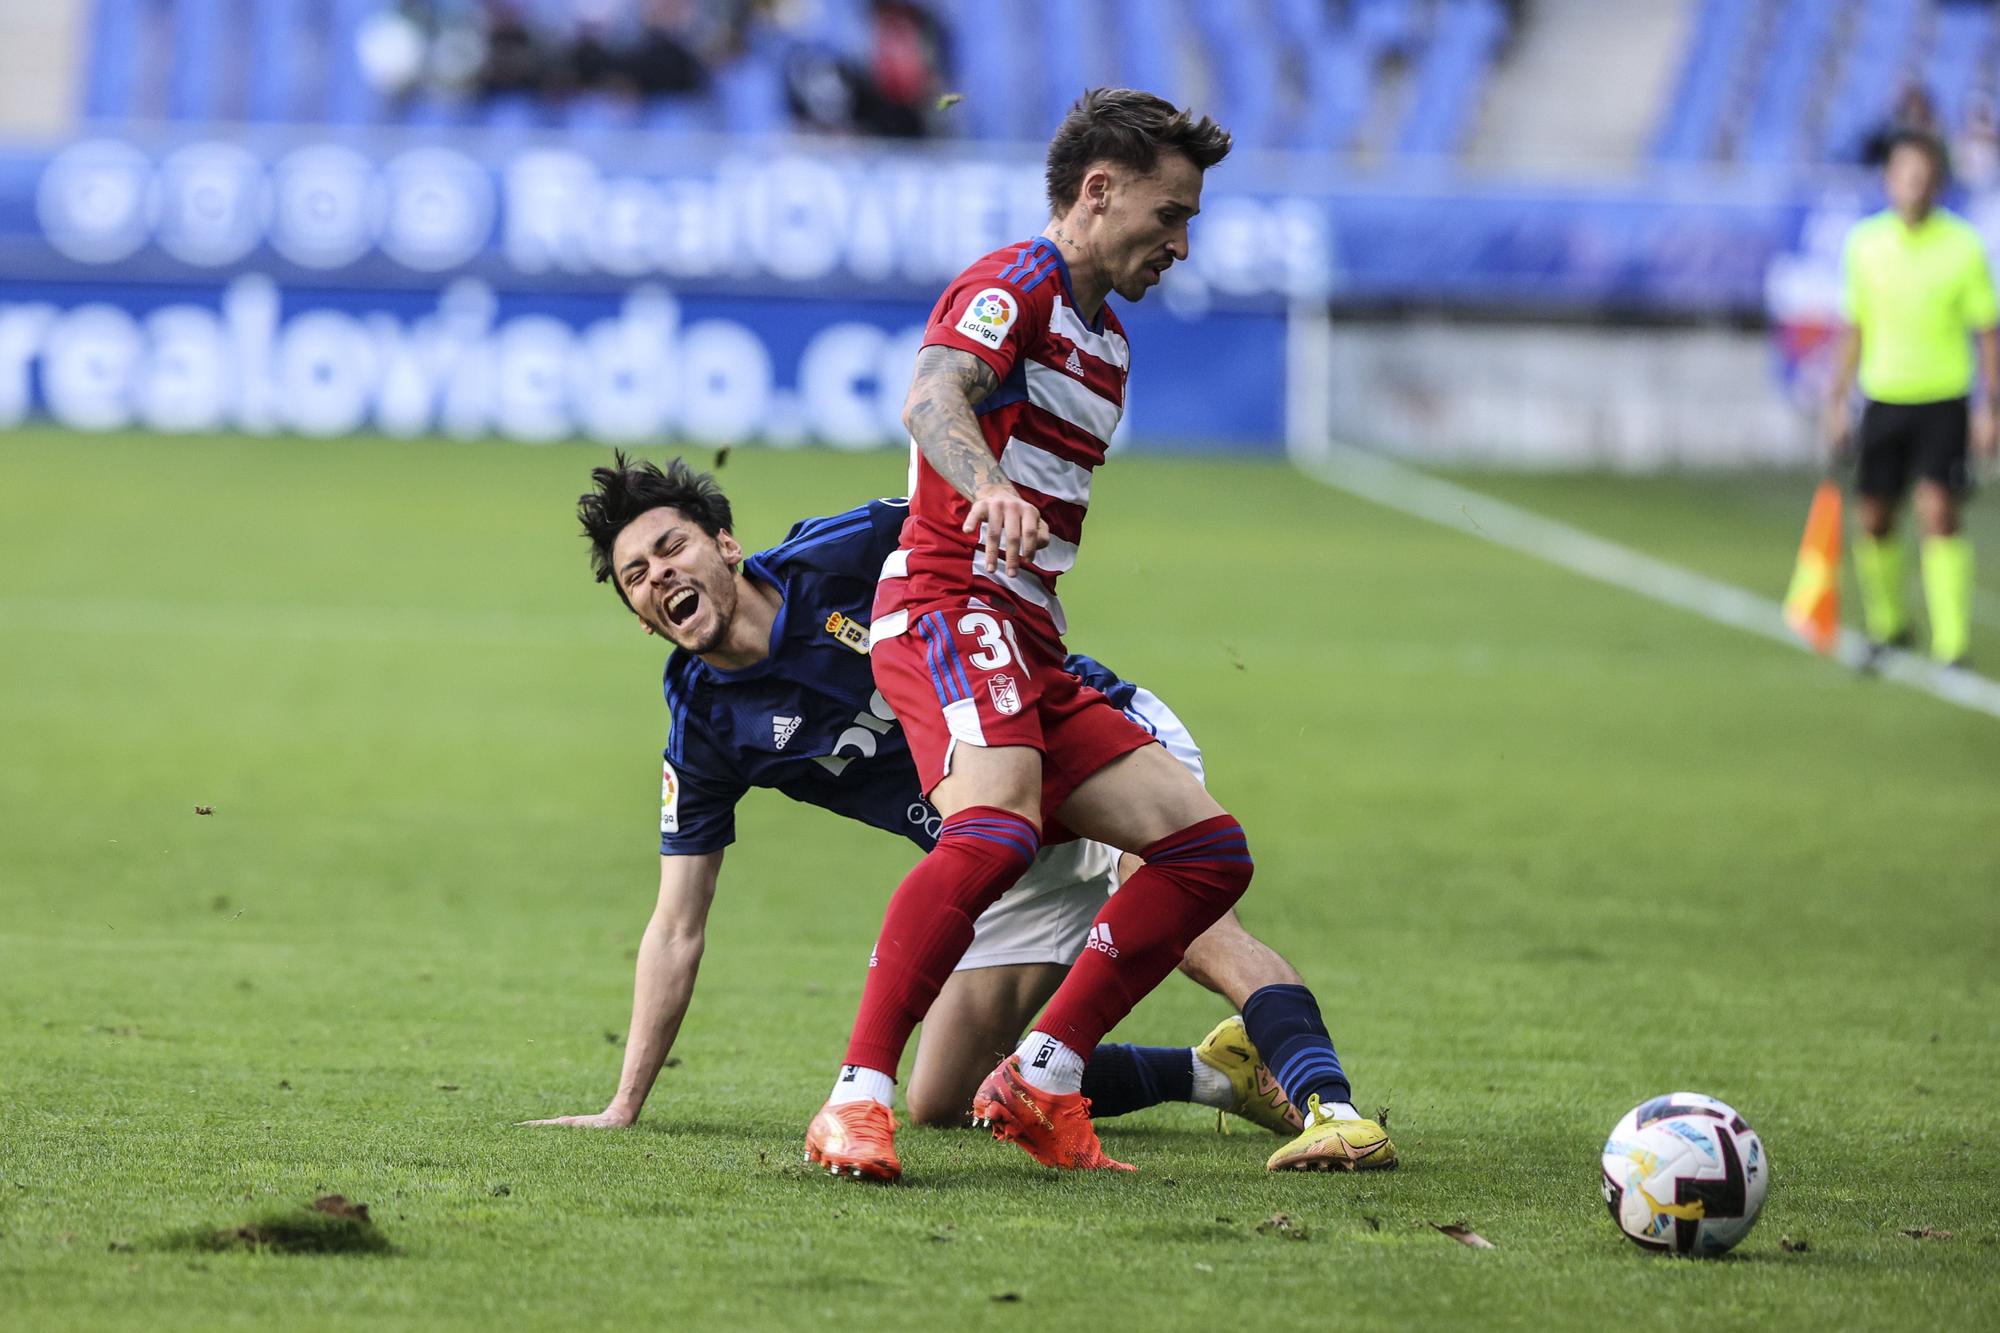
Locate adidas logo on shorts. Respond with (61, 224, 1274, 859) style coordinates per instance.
(1085, 923, 1118, 958)
(773, 715, 803, 749)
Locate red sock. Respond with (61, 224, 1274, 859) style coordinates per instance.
(1033, 814, 1253, 1053)
(841, 806, 1040, 1075)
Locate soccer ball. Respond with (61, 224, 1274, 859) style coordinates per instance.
(1600, 1092, 1768, 1256)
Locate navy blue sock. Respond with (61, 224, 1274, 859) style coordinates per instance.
(1079, 1043, 1194, 1118)
(1241, 983, 1352, 1109)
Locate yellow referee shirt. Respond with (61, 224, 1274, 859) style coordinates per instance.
(1842, 207, 1999, 404)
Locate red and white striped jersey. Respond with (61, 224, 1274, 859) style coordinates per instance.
(872, 236, 1130, 651)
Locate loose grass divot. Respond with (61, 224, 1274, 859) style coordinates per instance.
(176, 1195, 394, 1256)
(1257, 1213, 1309, 1241)
(1433, 1222, 1495, 1250)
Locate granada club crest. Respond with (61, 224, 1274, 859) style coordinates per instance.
(988, 673, 1021, 716)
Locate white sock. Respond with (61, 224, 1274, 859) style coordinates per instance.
(1189, 1050, 1234, 1108)
(1319, 1099, 1362, 1122)
(1014, 1031, 1084, 1094)
(827, 1064, 895, 1107)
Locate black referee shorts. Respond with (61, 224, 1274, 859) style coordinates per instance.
(1856, 397, 1970, 500)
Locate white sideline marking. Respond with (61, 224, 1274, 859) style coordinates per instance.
(1292, 440, 2000, 723)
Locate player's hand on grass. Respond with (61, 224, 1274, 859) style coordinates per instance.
(964, 485, 1049, 576)
(520, 1105, 638, 1129)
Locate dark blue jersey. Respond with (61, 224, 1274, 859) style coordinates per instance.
(655, 499, 1139, 857)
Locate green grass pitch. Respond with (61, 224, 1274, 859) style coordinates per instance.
(2, 429, 1996, 1329)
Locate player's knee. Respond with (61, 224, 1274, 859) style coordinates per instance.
(1914, 484, 1959, 536)
(904, 1084, 974, 1128)
(1195, 815, 1254, 905)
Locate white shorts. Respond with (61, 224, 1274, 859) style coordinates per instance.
(955, 682, 1206, 971)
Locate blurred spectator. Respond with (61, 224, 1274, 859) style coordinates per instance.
(783, 0, 945, 138)
(1861, 82, 1939, 167)
(477, 0, 549, 98)
(1954, 92, 2000, 190)
(627, 0, 711, 97)
(560, 1, 630, 97)
(865, 0, 942, 129)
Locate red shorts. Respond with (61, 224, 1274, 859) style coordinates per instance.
(872, 597, 1155, 819)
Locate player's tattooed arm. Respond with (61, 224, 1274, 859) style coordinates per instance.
(902, 346, 1049, 575)
(903, 345, 1005, 495)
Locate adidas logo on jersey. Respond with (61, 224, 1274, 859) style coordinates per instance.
(1064, 347, 1084, 378)
(773, 715, 803, 750)
(1085, 923, 1118, 958)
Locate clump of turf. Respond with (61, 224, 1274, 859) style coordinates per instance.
(177, 1195, 393, 1256)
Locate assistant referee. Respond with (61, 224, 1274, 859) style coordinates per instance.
(1825, 129, 1998, 668)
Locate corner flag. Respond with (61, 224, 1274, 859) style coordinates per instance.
(1783, 480, 1842, 655)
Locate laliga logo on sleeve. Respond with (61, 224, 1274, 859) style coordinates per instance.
(955, 288, 1016, 349)
(659, 761, 680, 834)
(988, 673, 1021, 716)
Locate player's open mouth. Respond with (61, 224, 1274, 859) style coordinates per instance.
(665, 586, 700, 626)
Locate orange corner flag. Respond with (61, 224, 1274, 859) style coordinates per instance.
(1783, 480, 1843, 655)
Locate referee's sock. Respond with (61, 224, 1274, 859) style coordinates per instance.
(1922, 535, 1974, 663)
(1854, 533, 1909, 644)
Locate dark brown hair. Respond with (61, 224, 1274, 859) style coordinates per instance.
(1885, 128, 1950, 181)
(577, 450, 734, 603)
(1044, 87, 1232, 215)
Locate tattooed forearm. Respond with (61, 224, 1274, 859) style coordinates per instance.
(903, 346, 1008, 502)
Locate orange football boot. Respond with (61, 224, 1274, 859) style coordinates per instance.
(804, 1099, 901, 1182)
(970, 1056, 1134, 1171)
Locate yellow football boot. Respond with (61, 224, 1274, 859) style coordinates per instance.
(1193, 1016, 1303, 1135)
(1265, 1094, 1398, 1172)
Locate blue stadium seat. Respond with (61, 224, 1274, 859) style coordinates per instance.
(322, 0, 386, 125)
(1269, 0, 1355, 152)
(1353, 0, 1421, 64)
(1738, 0, 1838, 164)
(477, 92, 544, 132)
(937, 0, 1033, 141)
(712, 36, 789, 137)
(1924, 3, 1995, 133)
(1819, 0, 1922, 160)
(643, 95, 716, 136)
(1652, 0, 1756, 161)
(1108, 0, 1183, 111)
(402, 92, 469, 129)
(1033, 0, 1088, 138)
(244, 0, 306, 122)
(563, 92, 640, 137)
(806, 0, 873, 62)
(82, 0, 146, 120)
(1397, 0, 1508, 158)
(167, 0, 229, 122)
(1288, 30, 1370, 154)
(1189, 1, 1279, 149)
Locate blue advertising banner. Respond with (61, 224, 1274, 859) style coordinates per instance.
(0, 274, 1286, 448)
(0, 133, 1301, 450)
(0, 130, 1908, 450)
